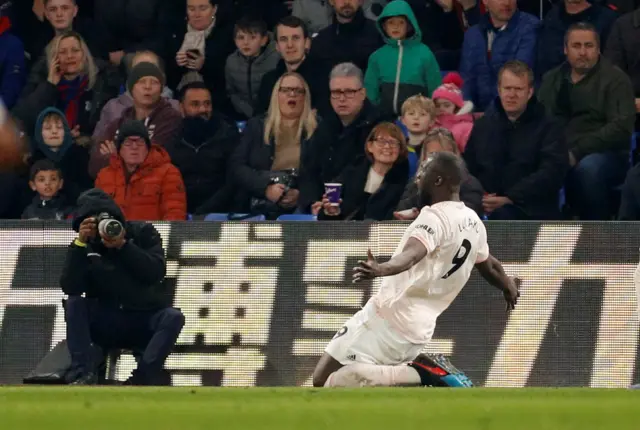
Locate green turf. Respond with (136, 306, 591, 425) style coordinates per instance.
(0, 387, 638, 429)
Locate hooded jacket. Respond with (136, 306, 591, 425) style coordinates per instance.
(30, 107, 92, 201)
(61, 188, 169, 310)
(364, 0, 442, 116)
(435, 101, 475, 153)
(225, 39, 280, 119)
(95, 144, 187, 221)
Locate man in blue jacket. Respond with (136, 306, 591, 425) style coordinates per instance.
(460, 0, 539, 112)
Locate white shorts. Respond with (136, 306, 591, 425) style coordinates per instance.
(325, 301, 426, 365)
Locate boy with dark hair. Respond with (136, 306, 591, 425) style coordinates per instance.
(22, 159, 74, 220)
(225, 16, 280, 119)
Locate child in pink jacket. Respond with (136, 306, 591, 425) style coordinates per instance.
(432, 72, 474, 153)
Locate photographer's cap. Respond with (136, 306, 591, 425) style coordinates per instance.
(115, 120, 151, 150)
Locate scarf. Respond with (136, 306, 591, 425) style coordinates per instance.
(57, 76, 88, 128)
(0, 16, 11, 35)
(179, 18, 216, 61)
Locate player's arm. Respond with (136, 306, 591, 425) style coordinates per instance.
(475, 254, 520, 310)
(353, 238, 428, 281)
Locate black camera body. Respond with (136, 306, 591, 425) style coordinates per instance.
(95, 212, 124, 239)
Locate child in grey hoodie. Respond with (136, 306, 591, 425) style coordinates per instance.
(225, 17, 280, 120)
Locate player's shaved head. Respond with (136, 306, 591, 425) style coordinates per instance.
(428, 152, 464, 187)
(419, 152, 464, 205)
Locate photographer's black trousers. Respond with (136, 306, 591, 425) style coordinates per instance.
(65, 296, 185, 384)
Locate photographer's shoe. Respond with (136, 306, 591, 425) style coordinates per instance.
(69, 372, 98, 385)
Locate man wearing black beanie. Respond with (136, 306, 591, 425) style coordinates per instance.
(89, 61, 182, 179)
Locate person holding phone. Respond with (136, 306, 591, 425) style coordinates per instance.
(163, 0, 235, 113)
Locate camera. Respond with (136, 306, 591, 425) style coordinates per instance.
(95, 212, 124, 239)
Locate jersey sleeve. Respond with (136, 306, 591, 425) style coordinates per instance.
(476, 222, 490, 263)
(409, 211, 444, 254)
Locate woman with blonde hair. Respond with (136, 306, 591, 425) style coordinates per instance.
(395, 127, 484, 219)
(313, 121, 410, 221)
(230, 72, 317, 218)
(12, 30, 120, 141)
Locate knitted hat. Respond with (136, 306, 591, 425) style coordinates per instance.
(432, 72, 465, 109)
(115, 120, 151, 150)
(126, 62, 165, 93)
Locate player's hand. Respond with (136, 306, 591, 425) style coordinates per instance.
(353, 249, 382, 282)
(78, 217, 97, 243)
(504, 277, 520, 311)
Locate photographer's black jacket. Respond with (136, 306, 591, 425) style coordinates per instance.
(62, 188, 169, 310)
(59, 222, 169, 310)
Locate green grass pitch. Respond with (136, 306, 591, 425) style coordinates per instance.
(0, 387, 638, 429)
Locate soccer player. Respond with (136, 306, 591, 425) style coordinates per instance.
(312, 152, 520, 388)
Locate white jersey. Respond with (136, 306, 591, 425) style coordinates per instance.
(372, 201, 489, 344)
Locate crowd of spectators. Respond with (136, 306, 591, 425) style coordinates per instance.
(1, 0, 640, 221)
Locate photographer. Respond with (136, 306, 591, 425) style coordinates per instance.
(60, 188, 184, 385)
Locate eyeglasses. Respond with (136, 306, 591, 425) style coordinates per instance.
(373, 138, 400, 149)
(279, 86, 306, 96)
(330, 88, 362, 99)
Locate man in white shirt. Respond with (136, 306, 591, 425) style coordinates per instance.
(312, 152, 520, 387)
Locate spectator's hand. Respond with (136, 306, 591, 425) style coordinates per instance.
(78, 217, 97, 243)
(70, 125, 81, 139)
(33, 0, 46, 21)
(393, 208, 419, 220)
(569, 151, 577, 167)
(280, 189, 299, 208)
(187, 51, 204, 71)
(435, 0, 454, 12)
(322, 195, 341, 217)
(99, 140, 117, 156)
(266, 184, 286, 203)
(176, 51, 189, 67)
(109, 50, 125, 66)
(635, 98, 640, 113)
(311, 201, 323, 216)
(48, 57, 62, 86)
(482, 194, 512, 214)
(100, 227, 126, 249)
(458, 0, 477, 10)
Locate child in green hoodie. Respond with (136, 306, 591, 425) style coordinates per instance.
(364, 0, 442, 117)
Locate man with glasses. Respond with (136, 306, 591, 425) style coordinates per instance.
(298, 62, 384, 212)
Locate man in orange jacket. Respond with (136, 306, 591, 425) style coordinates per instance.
(95, 119, 187, 220)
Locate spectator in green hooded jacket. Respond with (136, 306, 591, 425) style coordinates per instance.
(364, 0, 442, 117)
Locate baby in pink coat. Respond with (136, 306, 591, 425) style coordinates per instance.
(432, 72, 475, 153)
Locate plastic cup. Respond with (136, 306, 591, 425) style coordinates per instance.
(324, 183, 342, 206)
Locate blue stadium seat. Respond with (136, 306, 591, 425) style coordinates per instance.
(186, 214, 193, 221)
(204, 213, 266, 221)
(276, 214, 317, 221)
(440, 70, 451, 78)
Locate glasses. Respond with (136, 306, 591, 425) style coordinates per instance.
(279, 86, 306, 96)
(330, 88, 362, 99)
(122, 138, 147, 148)
(373, 138, 400, 149)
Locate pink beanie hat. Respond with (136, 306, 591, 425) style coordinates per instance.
(432, 72, 465, 109)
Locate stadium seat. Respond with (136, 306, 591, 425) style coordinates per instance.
(276, 214, 317, 221)
(203, 213, 266, 221)
(236, 121, 247, 134)
(440, 70, 451, 78)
